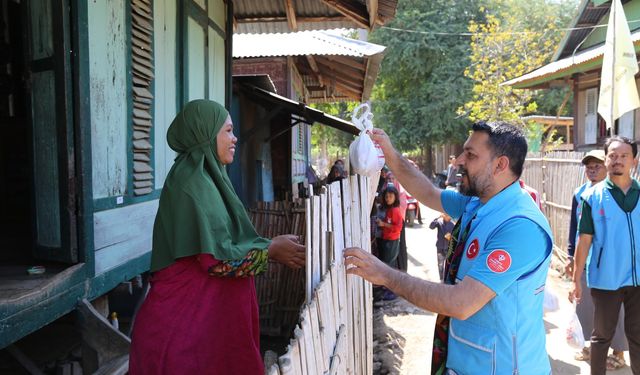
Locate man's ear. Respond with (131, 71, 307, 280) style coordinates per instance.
(495, 155, 510, 175)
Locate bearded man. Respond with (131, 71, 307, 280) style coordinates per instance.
(345, 122, 553, 375)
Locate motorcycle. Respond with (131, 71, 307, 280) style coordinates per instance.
(405, 193, 420, 227)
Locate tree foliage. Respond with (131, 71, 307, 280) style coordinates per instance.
(460, 0, 578, 123)
(310, 101, 357, 176)
(369, 0, 484, 151)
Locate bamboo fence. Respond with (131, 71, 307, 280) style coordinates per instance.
(521, 151, 587, 263)
(252, 175, 377, 375)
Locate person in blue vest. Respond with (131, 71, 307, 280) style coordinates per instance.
(565, 149, 628, 370)
(570, 136, 640, 375)
(345, 121, 553, 375)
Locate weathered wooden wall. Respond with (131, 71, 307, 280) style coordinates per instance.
(153, 0, 178, 189)
(88, 0, 128, 199)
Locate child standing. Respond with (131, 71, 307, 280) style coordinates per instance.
(429, 213, 454, 280)
(377, 186, 403, 266)
(376, 186, 403, 300)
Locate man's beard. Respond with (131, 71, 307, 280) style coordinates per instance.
(458, 166, 492, 197)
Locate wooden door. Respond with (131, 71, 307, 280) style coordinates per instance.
(24, 0, 77, 263)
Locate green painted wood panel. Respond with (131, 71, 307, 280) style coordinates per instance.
(93, 200, 158, 274)
(88, 0, 128, 199)
(30, 1, 54, 60)
(31, 70, 61, 247)
(153, 0, 178, 189)
(208, 0, 225, 30)
(187, 17, 206, 101)
(208, 27, 225, 104)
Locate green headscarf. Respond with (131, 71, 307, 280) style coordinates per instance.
(150, 99, 271, 272)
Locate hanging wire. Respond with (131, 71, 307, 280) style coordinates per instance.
(379, 18, 640, 37)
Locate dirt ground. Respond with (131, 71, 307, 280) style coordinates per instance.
(372, 205, 633, 375)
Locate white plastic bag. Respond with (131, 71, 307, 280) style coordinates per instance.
(543, 288, 559, 312)
(349, 103, 385, 176)
(566, 301, 585, 349)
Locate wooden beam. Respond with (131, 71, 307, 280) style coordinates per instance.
(333, 76, 363, 91)
(315, 60, 365, 87)
(315, 56, 365, 78)
(321, 0, 370, 29)
(325, 55, 366, 71)
(306, 55, 325, 87)
(236, 15, 349, 24)
(284, 0, 298, 31)
(368, 0, 378, 28)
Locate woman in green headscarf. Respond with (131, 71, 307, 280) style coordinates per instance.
(129, 100, 305, 374)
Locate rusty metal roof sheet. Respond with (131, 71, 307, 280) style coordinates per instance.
(234, 0, 398, 33)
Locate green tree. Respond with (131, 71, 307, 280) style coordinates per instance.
(369, 0, 484, 165)
(460, 0, 578, 124)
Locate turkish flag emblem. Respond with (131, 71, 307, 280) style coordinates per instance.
(466, 239, 479, 259)
(486, 249, 512, 273)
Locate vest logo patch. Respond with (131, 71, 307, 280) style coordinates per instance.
(599, 208, 605, 216)
(466, 238, 479, 259)
(486, 249, 511, 273)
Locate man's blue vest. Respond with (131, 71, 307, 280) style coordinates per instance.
(582, 181, 640, 290)
(447, 182, 553, 375)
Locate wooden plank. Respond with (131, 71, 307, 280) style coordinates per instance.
(329, 324, 347, 375)
(316, 279, 336, 368)
(312, 195, 321, 291)
(133, 117, 152, 127)
(305, 198, 313, 304)
(133, 152, 150, 162)
(329, 266, 341, 329)
(349, 176, 361, 249)
(308, 300, 326, 374)
(320, 191, 328, 275)
(132, 13, 153, 31)
(133, 130, 149, 140)
(133, 108, 152, 120)
(133, 172, 153, 181)
(300, 308, 317, 375)
(133, 180, 153, 189)
(294, 327, 308, 375)
(330, 183, 345, 264)
(341, 179, 352, 248)
(134, 187, 153, 196)
(133, 85, 153, 100)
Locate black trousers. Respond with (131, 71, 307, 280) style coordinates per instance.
(591, 286, 640, 374)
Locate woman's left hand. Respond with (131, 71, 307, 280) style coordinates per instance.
(268, 235, 306, 269)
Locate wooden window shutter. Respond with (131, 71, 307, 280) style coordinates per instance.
(131, 0, 154, 195)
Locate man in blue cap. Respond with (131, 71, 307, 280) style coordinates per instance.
(345, 121, 553, 374)
(565, 149, 627, 370)
(571, 136, 640, 375)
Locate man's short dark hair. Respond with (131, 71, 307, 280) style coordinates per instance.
(604, 136, 638, 157)
(471, 121, 528, 178)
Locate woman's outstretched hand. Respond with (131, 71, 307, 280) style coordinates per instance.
(268, 234, 306, 269)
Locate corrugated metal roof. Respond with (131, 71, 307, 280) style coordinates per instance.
(233, 30, 385, 58)
(553, 0, 621, 61)
(503, 30, 640, 88)
(235, 0, 355, 33)
(234, 0, 398, 33)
